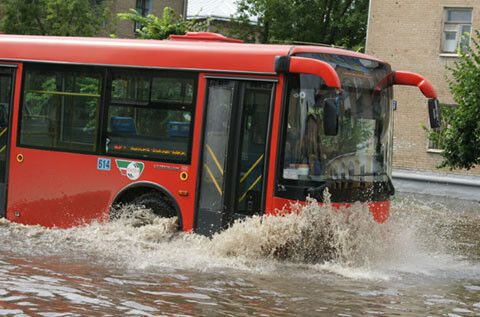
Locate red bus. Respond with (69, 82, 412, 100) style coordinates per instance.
(0, 32, 439, 235)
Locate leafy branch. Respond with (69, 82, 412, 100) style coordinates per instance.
(433, 30, 480, 170)
(117, 7, 209, 40)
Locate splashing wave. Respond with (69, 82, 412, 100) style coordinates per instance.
(0, 195, 477, 280)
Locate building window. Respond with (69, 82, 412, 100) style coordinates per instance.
(136, 0, 152, 16)
(20, 65, 102, 153)
(134, 0, 152, 32)
(427, 104, 456, 152)
(442, 8, 473, 53)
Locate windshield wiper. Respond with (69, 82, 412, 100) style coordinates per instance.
(345, 173, 395, 195)
(305, 180, 335, 197)
(346, 172, 388, 177)
(305, 175, 395, 197)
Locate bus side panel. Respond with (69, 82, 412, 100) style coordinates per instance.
(265, 75, 285, 214)
(7, 147, 197, 228)
(8, 149, 113, 227)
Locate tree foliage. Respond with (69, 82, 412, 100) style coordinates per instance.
(118, 7, 209, 40)
(234, 0, 368, 48)
(424, 104, 455, 152)
(0, 0, 111, 36)
(438, 30, 480, 170)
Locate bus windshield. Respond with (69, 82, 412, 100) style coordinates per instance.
(282, 53, 393, 185)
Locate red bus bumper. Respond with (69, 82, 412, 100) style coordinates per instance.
(270, 197, 390, 224)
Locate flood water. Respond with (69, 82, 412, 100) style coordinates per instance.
(0, 194, 478, 316)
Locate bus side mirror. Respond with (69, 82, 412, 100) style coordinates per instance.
(428, 98, 441, 129)
(391, 71, 441, 129)
(324, 98, 339, 136)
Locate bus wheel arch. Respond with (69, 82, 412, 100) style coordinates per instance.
(111, 182, 182, 229)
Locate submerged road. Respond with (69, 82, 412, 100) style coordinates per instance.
(0, 194, 477, 316)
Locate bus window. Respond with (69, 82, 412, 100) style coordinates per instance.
(105, 71, 196, 163)
(111, 74, 150, 104)
(0, 69, 12, 187)
(20, 65, 102, 153)
(151, 77, 194, 104)
(0, 76, 10, 130)
(280, 54, 394, 191)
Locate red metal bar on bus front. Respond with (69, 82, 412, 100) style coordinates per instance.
(288, 56, 342, 89)
(393, 71, 438, 99)
(374, 71, 438, 100)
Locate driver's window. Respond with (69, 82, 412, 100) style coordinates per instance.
(283, 77, 332, 181)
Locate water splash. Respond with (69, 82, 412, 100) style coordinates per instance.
(210, 198, 383, 267)
(0, 195, 477, 280)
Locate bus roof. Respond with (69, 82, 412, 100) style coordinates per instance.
(0, 35, 386, 74)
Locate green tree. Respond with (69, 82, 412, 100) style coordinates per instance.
(0, 0, 111, 36)
(436, 30, 480, 170)
(234, 0, 368, 48)
(424, 104, 455, 151)
(117, 7, 208, 40)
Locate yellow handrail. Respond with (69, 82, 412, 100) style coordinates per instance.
(240, 154, 264, 183)
(238, 175, 262, 203)
(206, 144, 224, 176)
(28, 90, 100, 98)
(204, 163, 222, 195)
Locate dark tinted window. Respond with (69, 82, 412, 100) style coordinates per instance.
(106, 71, 196, 163)
(111, 75, 150, 104)
(0, 68, 13, 183)
(20, 66, 102, 152)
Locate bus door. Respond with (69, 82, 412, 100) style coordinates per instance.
(196, 78, 275, 235)
(0, 66, 15, 218)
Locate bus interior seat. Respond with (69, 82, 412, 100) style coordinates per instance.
(111, 116, 137, 135)
(167, 121, 190, 138)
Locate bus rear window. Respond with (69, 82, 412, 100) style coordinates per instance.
(106, 71, 196, 163)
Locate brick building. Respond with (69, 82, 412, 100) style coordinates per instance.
(367, 0, 480, 179)
(113, 0, 187, 38)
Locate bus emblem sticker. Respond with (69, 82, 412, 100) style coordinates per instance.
(115, 160, 145, 180)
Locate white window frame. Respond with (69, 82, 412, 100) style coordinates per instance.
(441, 8, 473, 54)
